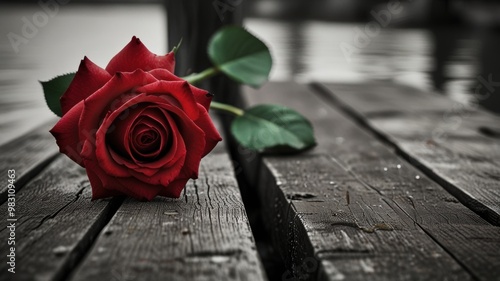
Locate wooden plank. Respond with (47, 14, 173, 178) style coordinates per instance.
(238, 82, 500, 281)
(0, 156, 122, 281)
(69, 116, 267, 281)
(69, 160, 266, 281)
(0, 119, 59, 204)
(315, 82, 500, 225)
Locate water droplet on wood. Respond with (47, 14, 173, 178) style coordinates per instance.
(53, 246, 70, 256)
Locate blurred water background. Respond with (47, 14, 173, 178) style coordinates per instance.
(1, 0, 499, 145)
(243, 0, 500, 115)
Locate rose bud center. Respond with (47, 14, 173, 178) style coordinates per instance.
(132, 124, 161, 151)
(107, 106, 174, 163)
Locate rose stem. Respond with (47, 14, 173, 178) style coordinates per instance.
(210, 101, 244, 116)
(182, 67, 220, 85)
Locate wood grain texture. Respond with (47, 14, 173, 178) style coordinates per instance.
(238, 82, 500, 281)
(0, 156, 122, 281)
(315, 82, 500, 225)
(69, 152, 267, 281)
(0, 119, 59, 204)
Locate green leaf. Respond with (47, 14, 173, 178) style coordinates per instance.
(231, 104, 316, 152)
(40, 72, 75, 117)
(208, 26, 272, 88)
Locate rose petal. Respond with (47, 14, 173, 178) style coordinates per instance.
(94, 116, 136, 177)
(50, 100, 85, 166)
(189, 85, 212, 111)
(87, 167, 123, 200)
(105, 104, 148, 161)
(157, 177, 189, 198)
(84, 157, 162, 201)
(129, 116, 166, 160)
(117, 105, 173, 165)
(159, 104, 206, 179)
(128, 153, 185, 186)
(113, 176, 164, 201)
(110, 101, 205, 183)
(128, 109, 181, 169)
(95, 94, 186, 179)
(131, 123, 162, 155)
(60, 57, 111, 115)
(118, 110, 187, 186)
(148, 68, 181, 81)
(148, 69, 213, 111)
(106, 36, 175, 74)
(194, 104, 223, 156)
(80, 70, 157, 152)
(136, 80, 199, 119)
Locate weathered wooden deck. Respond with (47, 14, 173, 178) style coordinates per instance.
(235, 81, 500, 281)
(1, 3, 500, 281)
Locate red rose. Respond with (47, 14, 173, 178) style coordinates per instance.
(50, 37, 222, 200)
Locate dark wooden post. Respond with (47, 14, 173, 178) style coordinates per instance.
(166, 0, 243, 77)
